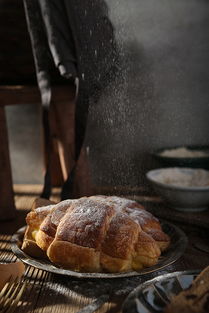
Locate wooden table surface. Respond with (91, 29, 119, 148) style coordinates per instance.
(0, 186, 209, 313)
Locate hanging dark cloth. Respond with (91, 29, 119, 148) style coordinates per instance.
(23, 0, 119, 199)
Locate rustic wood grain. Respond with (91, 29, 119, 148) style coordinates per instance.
(145, 200, 209, 230)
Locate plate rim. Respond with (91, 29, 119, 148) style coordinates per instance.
(122, 269, 201, 312)
(11, 221, 188, 279)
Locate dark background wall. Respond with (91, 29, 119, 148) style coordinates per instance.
(5, 0, 209, 186)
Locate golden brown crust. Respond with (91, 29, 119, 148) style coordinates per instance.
(56, 198, 115, 249)
(21, 226, 47, 259)
(35, 230, 54, 252)
(101, 212, 139, 259)
(133, 231, 161, 269)
(39, 199, 76, 236)
(26, 204, 54, 229)
(47, 240, 101, 272)
(123, 207, 170, 252)
(100, 252, 132, 273)
(145, 228, 170, 251)
(90, 195, 145, 210)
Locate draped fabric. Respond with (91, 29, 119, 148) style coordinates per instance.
(23, 0, 119, 199)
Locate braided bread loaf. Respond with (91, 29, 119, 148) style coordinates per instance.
(22, 196, 170, 273)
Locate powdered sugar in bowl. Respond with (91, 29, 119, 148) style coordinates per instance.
(153, 145, 209, 170)
(146, 168, 209, 212)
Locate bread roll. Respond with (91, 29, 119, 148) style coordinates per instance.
(22, 196, 170, 273)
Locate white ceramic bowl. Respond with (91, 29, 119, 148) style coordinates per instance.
(146, 167, 209, 212)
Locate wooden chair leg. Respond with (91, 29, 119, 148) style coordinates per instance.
(0, 106, 16, 220)
(49, 100, 94, 197)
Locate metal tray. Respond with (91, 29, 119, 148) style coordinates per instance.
(11, 222, 187, 279)
(122, 269, 200, 313)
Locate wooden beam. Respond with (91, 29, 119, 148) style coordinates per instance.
(0, 86, 40, 106)
(0, 85, 75, 107)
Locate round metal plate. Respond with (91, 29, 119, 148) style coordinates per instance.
(11, 222, 187, 279)
(122, 270, 200, 313)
